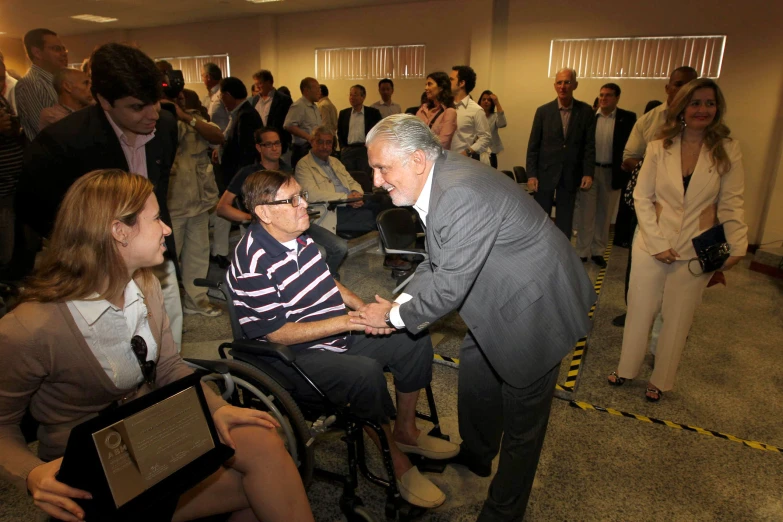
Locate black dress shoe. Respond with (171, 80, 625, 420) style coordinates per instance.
(447, 449, 492, 477)
(591, 255, 607, 268)
(384, 255, 412, 271)
(612, 313, 626, 327)
(210, 254, 231, 269)
(580, 257, 587, 263)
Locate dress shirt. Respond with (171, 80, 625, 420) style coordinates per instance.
(286, 97, 323, 145)
(451, 96, 491, 154)
(205, 84, 230, 132)
(486, 111, 507, 154)
(389, 164, 434, 328)
(371, 100, 402, 118)
(310, 151, 350, 194)
(66, 279, 158, 389)
(14, 64, 58, 141)
(623, 103, 668, 161)
(38, 102, 74, 131)
(347, 107, 366, 144)
(595, 109, 616, 164)
(2, 73, 17, 114)
(317, 97, 338, 135)
(106, 110, 155, 177)
(558, 100, 573, 137)
(254, 89, 275, 126)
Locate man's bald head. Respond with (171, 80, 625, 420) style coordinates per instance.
(53, 68, 93, 108)
(665, 66, 699, 105)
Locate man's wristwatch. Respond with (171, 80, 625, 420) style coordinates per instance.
(384, 311, 395, 329)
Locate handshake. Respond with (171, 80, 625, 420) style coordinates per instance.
(347, 294, 398, 336)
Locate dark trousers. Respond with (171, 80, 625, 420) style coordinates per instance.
(623, 214, 638, 305)
(306, 223, 348, 276)
(533, 175, 577, 239)
(458, 332, 560, 521)
(613, 194, 636, 246)
(489, 153, 498, 169)
(290, 142, 312, 170)
(340, 145, 371, 176)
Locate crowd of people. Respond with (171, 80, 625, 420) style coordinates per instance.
(0, 23, 748, 522)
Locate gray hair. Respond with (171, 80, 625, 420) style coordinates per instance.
(556, 67, 578, 82)
(202, 62, 222, 82)
(366, 114, 442, 163)
(311, 125, 334, 139)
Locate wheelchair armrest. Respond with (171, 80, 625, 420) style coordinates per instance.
(384, 248, 427, 255)
(184, 358, 230, 375)
(230, 339, 297, 366)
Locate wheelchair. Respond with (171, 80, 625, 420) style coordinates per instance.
(186, 277, 450, 521)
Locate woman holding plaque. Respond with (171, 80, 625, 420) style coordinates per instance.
(0, 170, 314, 522)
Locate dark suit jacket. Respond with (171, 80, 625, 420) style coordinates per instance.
(19, 104, 178, 240)
(400, 152, 596, 387)
(337, 106, 383, 149)
(526, 98, 596, 192)
(604, 107, 637, 189)
(221, 100, 263, 187)
(251, 90, 293, 153)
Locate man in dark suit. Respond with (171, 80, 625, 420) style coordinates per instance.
(17, 42, 183, 346)
(526, 68, 596, 238)
(250, 69, 293, 154)
(218, 77, 263, 190)
(574, 83, 636, 267)
(357, 114, 596, 521)
(337, 84, 382, 176)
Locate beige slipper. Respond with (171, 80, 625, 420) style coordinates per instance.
(396, 467, 446, 509)
(396, 433, 460, 460)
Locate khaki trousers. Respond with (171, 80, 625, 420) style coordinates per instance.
(575, 166, 619, 258)
(618, 237, 711, 391)
(172, 211, 211, 311)
(209, 210, 232, 257)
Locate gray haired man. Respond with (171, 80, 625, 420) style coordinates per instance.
(353, 114, 595, 521)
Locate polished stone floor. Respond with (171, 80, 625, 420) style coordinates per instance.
(2, 235, 782, 522)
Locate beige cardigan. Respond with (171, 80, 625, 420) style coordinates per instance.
(0, 277, 227, 492)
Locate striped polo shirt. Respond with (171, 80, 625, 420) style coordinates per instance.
(14, 64, 58, 142)
(227, 221, 348, 353)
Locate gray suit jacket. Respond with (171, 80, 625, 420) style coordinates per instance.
(526, 98, 596, 192)
(399, 152, 596, 388)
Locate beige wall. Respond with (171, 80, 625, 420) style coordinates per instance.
(47, 0, 783, 243)
(0, 35, 27, 78)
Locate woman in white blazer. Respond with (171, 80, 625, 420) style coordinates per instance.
(608, 78, 747, 401)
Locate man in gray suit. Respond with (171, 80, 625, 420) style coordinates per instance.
(526, 68, 596, 238)
(354, 114, 596, 521)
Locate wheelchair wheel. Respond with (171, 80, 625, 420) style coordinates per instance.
(201, 358, 314, 488)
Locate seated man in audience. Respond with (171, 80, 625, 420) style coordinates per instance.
(38, 68, 94, 130)
(217, 127, 347, 276)
(337, 84, 382, 175)
(371, 78, 402, 118)
(228, 169, 459, 509)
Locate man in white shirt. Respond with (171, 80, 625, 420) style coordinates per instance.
(449, 65, 491, 158)
(613, 66, 698, 327)
(371, 78, 402, 118)
(15, 28, 68, 141)
(284, 77, 322, 168)
(201, 62, 229, 133)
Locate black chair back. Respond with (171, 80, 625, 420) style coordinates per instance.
(501, 170, 516, 182)
(513, 166, 527, 183)
(376, 208, 417, 250)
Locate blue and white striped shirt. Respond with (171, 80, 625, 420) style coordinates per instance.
(227, 222, 348, 353)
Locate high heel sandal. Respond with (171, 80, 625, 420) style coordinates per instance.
(645, 386, 663, 402)
(607, 372, 626, 386)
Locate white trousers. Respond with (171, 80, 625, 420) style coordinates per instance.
(618, 237, 711, 391)
(210, 210, 232, 257)
(151, 259, 183, 353)
(172, 211, 211, 311)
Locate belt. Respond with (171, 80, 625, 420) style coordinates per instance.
(595, 162, 612, 168)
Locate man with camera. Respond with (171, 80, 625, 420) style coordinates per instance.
(18, 42, 184, 348)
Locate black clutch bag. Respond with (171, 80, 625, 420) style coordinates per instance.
(689, 224, 730, 275)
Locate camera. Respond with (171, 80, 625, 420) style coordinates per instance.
(162, 70, 185, 99)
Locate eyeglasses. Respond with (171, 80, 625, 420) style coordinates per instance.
(131, 335, 157, 388)
(263, 191, 308, 207)
(314, 139, 333, 147)
(260, 140, 282, 148)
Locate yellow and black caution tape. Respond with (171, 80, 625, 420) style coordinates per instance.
(569, 400, 782, 453)
(433, 353, 459, 369)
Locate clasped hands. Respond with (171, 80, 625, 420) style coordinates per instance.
(348, 294, 396, 336)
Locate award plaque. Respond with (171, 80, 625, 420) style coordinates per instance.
(57, 373, 234, 521)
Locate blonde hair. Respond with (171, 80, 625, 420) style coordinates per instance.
(658, 78, 732, 175)
(22, 169, 155, 303)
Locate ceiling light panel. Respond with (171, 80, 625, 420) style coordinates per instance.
(71, 14, 118, 23)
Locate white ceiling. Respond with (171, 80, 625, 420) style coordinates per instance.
(0, 0, 428, 38)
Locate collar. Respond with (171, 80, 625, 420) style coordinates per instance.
(455, 96, 471, 109)
(230, 99, 249, 116)
(352, 106, 365, 115)
(379, 100, 393, 106)
(105, 110, 157, 147)
(29, 64, 54, 81)
(300, 97, 317, 109)
(260, 88, 275, 101)
(309, 151, 331, 168)
(596, 108, 616, 118)
(58, 103, 76, 114)
(558, 99, 574, 110)
(69, 279, 145, 327)
(210, 84, 220, 96)
(413, 164, 435, 220)
(247, 221, 306, 258)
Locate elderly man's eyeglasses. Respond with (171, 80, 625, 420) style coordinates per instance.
(259, 140, 282, 148)
(263, 191, 309, 207)
(130, 335, 157, 388)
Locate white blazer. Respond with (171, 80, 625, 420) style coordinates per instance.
(634, 137, 748, 260)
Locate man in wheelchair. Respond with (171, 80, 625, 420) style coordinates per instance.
(227, 169, 459, 509)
